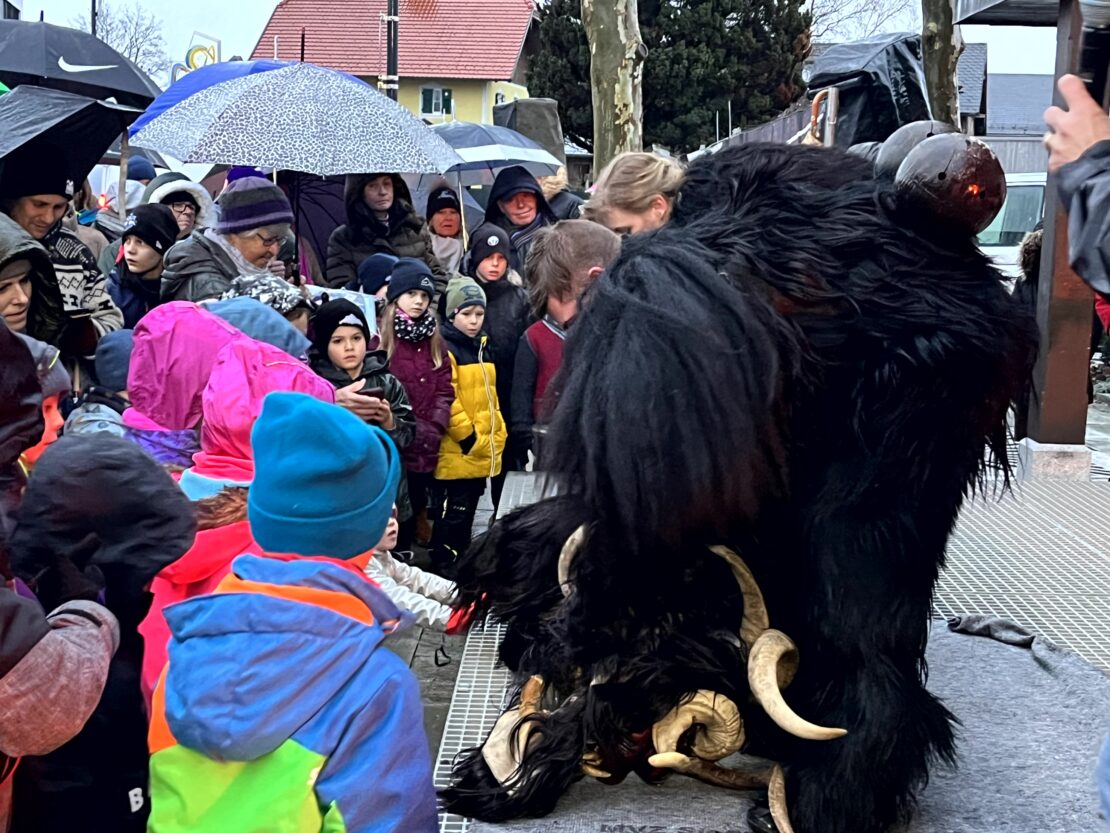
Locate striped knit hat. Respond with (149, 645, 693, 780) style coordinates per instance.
(216, 176, 294, 235)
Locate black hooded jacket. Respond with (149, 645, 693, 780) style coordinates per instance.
(9, 434, 196, 833)
(484, 166, 558, 276)
(0, 215, 65, 347)
(325, 174, 446, 294)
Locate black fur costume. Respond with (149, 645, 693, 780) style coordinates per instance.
(443, 143, 1038, 833)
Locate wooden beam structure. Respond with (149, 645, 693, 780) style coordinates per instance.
(1027, 0, 1091, 444)
(958, 0, 1095, 446)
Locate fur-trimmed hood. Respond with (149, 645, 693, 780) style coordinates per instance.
(143, 172, 217, 229)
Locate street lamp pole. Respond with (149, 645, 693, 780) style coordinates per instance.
(385, 0, 399, 101)
(90, 0, 97, 36)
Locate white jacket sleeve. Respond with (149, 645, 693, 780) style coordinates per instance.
(366, 554, 455, 631)
(383, 553, 457, 605)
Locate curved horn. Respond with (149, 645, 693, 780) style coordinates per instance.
(710, 545, 770, 649)
(652, 690, 744, 762)
(748, 630, 847, 741)
(768, 764, 796, 833)
(558, 525, 587, 598)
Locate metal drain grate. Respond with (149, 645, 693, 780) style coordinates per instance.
(435, 619, 511, 833)
(937, 481, 1110, 671)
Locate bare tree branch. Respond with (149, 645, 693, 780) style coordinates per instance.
(809, 0, 920, 42)
(70, 1, 169, 77)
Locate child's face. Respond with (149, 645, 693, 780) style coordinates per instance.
(454, 305, 486, 338)
(376, 512, 399, 552)
(122, 235, 162, 275)
(397, 289, 431, 319)
(478, 253, 508, 282)
(328, 325, 367, 373)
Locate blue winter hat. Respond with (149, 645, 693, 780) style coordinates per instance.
(127, 155, 157, 182)
(248, 392, 401, 559)
(355, 252, 399, 294)
(94, 329, 134, 392)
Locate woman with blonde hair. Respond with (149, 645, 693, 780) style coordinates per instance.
(585, 152, 685, 235)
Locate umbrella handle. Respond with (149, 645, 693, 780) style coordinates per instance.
(456, 175, 469, 249)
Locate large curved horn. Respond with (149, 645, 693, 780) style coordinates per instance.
(710, 545, 769, 649)
(558, 526, 587, 598)
(768, 764, 795, 833)
(652, 690, 744, 762)
(748, 630, 847, 741)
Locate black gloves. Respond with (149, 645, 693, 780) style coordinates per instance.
(458, 432, 477, 455)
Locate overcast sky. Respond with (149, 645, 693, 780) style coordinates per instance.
(25, 0, 1058, 78)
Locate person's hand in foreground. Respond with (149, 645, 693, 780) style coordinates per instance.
(1045, 74, 1110, 172)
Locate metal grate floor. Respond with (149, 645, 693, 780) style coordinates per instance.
(435, 476, 1110, 832)
(435, 620, 511, 833)
(936, 480, 1110, 672)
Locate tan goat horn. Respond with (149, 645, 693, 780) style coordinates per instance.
(748, 630, 847, 741)
(710, 545, 770, 649)
(557, 526, 587, 598)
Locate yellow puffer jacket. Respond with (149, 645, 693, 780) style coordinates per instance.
(435, 327, 507, 481)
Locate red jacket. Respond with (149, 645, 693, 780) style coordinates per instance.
(138, 521, 259, 707)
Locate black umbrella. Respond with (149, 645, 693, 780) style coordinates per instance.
(0, 19, 161, 109)
(100, 135, 169, 168)
(0, 85, 141, 186)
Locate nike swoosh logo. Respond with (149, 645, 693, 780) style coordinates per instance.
(58, 56, 118, 73)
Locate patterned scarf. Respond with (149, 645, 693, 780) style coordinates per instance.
(393, 310, 437, 343)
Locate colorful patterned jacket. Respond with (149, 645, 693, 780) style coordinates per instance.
(148, 554, 437, 833)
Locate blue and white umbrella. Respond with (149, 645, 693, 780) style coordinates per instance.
(130, 62, 461, 177)
(432, 121, 563, 185)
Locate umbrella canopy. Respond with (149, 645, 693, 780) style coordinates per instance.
(100, 135, 169, 168)
(0, 20, 162, 108)
(128, 59, 288, 137)
(433, 121, 563, 185)
(131, 62, 462, 177)
(0, 86, 141, 186)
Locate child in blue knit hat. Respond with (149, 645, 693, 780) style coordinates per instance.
(148, 392, 437, 833)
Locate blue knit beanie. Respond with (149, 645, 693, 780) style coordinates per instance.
(248, 392, 400, 558)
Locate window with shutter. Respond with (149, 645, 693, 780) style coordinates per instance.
(442, 88, 453, 116)
(421, 87, 435, 115)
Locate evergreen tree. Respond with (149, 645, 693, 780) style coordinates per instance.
(528, 0, 810, 154)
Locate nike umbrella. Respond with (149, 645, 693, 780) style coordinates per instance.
(0, 19, 161, 108)
(0, 86, 141, 186)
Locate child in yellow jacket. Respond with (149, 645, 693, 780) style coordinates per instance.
(432, 277, 507, 570)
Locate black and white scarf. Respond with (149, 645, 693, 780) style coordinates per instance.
(394, 310, 437, 343)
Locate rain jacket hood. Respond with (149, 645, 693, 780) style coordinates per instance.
(10, 433, 197, 630)
(206, 296, 311, 358)
(143, 172, 216, 229)
(160, 554, 412, 761)
(124, 301, 245, 431)
(181, 339, 335, 499)
(343, 173, 418, 241)
(484, 165, 557, 230)
(0, 213, 65, 345)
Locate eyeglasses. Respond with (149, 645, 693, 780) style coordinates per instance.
(250, 232, 285, 249)
(167, 202, 197, 216)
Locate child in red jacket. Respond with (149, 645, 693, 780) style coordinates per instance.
(510, 221, 620, 463)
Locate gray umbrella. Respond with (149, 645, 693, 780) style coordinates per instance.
(131, 62, 462, 176)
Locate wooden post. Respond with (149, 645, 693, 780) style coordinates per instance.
(1027, 0, 1089, 444)
(117, 132, 129, 222)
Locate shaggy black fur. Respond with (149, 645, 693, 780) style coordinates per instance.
(443, 143, 1038, 833)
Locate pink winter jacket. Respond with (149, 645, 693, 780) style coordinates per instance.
(141, 340, 335, 703)
(182, 339, 336, 492)
(123, 302, 246, 432)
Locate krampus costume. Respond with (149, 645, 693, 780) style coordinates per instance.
(443, 142, 1038, 833)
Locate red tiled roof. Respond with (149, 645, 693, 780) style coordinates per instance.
(250, 0, 536, 81)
